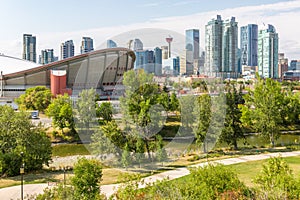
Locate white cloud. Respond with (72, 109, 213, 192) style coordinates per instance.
(1, 0, 300, 61)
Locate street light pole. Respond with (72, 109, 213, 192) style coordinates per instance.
(20, 152, 24, 200)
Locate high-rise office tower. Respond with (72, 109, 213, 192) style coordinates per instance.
(61, 40, 75, 60)
(80, 37, 94, 54)
(135, 47, 162, 76)
(185, 29, 200, 60)
(161, 46, 169, 59)
(39, 49, 55, 65)
(154, 47, 162, 76)
(107, 40, 117, 48)
(204, 15, 223, 76)
(240, 24, 258, 67)
(222, 17, 238, 73)
(258, 24, 279, 78)
(133, 39, 143, 51)
(23, 34, 36, 63)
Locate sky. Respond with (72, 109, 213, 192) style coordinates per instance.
(0, 0, 299, 60)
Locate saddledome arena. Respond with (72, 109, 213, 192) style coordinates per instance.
(0, 48, 135, 101)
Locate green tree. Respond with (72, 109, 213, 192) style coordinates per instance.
(0, 106, 52, 176)
(134, 137, 145, 168)
(121, 143, 131, 170)
(193, 94, 211, 153)
(242, 76, 284, 147)
(76, 89, 97, 134)
(254, 156, 300, 199)
(121, 69, 165, 161)
(155, 135, 168, 166)
(91, 121, 125, 159)
(219, 84, 245, 150)
(96, 102, 113, 123)
(16, 86, 52, 112)
(71, 157, 103, 200)
(46, 94, 75, 136)
(169, 92, 179, 115)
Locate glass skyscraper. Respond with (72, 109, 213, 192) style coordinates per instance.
(205, 15, 239, 78)
(240, 24, 258, 67)
(61, 40, 75, 60)
(133, 39, 143, 51)
(185, 29, 200, 60)
(80, 37, 94, 54)
(204, 15, 223, 76)
(107, 40, 117, 48)
(23, 34, 36, 63)
(258, 24, 279, 78)
(39, 49, 55, 65)
(222, 17, 238, 73)
(135, 47, 162, 76)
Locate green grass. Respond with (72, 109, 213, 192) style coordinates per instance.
(228, 156, 300, 187)
(170, 156, 300, 188)
(52, 144, 91, 157)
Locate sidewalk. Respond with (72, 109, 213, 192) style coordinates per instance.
(1, 151, 300, 199)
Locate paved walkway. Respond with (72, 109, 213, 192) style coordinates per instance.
(1, 151, 300, 200)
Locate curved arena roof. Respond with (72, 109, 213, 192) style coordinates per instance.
(0, 54, 40, 75)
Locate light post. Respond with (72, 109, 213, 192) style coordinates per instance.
(20, 152, 25, 200)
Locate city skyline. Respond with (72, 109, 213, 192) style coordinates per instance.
(0, 0, 299, 60)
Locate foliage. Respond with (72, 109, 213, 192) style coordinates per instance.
(111, 163, 250, 200)
(121, 144, 131, 170)
(155, 135, 168, 166)
(46, 94, 75, 136)
(169, 92, 179, 114)
(254, 156, 300, 199)
(0, 106, 52, 176)
(35, 158, 105, 200)
(91, 121, 125, 160)
(76, 89, 97, 134)
(219, 83, 245, 150)
(193, 94, 211, 152)
(71, 157, 103, 200)
(120, 69, 166, 161)
(242, 76, 284, 147)
(96, 102, 113, 123)
(15, 86, 52, 112)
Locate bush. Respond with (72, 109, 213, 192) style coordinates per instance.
(254, 156, 300, 199)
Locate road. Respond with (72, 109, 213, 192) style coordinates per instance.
(1, 151, 300, 199)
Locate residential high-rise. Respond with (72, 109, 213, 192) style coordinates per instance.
(186, 29, 200, 59)
(61, 40, 75, 60)
(240, 24, 258, 67)
(204, 15, 223, 76)
(23, 34, 36, 63)
(39, 49, 55, 65)
(204, 15, 239, 78)
(278, 53, 288, 78)
(133, 39, 143, 51)
(80, 37, 94, 54)
(107, 40, 117, 48)
(222, 17, 238, 74)
(173, 56, 180, 76)
(258, 24, 279, 78)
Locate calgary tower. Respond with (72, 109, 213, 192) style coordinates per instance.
(166, 35, 173, 58)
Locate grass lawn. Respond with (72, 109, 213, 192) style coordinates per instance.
(52, 144, 91, 157)
(0, 168, 148, 189)
(228, 155, 300, 187)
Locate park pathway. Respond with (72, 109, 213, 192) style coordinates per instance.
(1, 151, 300, 199)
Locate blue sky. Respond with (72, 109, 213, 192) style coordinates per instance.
(0, 0, 299, 59)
